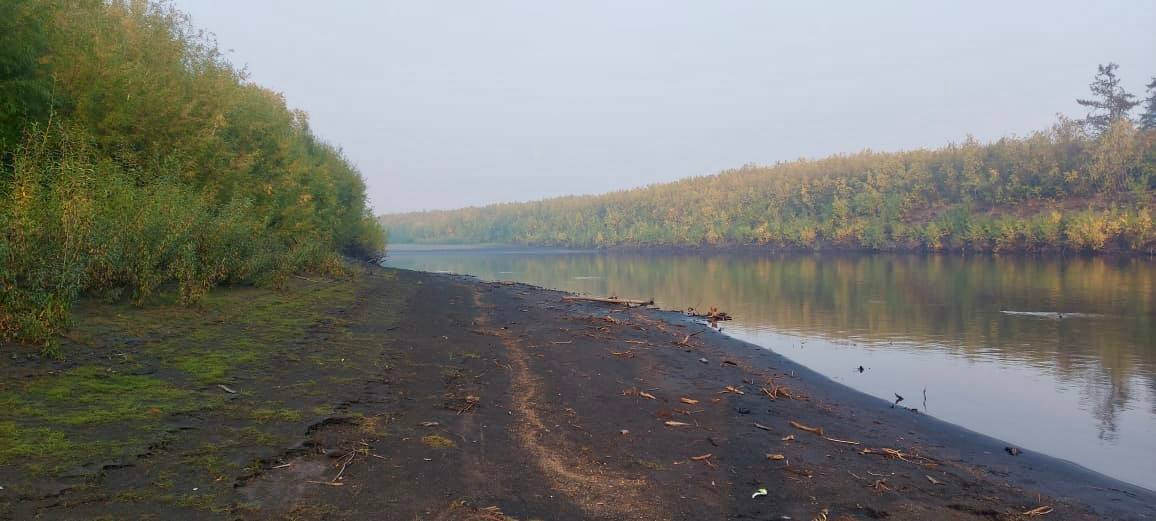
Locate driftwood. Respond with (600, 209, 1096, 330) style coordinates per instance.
(686, 306, 733, 321)
(562, 295, 654, 307)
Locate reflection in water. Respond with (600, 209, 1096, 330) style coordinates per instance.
(385, 247, 1156, 490)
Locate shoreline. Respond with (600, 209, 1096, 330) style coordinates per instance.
(433, 270, 1156, 520)
(388, 242, 1156, 260)
(492, 273, 1156, 515)
(2, 266, 1152, 520)
(649, 307, 1156, 515)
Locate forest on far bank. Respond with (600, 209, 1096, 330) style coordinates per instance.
(382, 64, 1156, 255)
(1, 0, 383, 344)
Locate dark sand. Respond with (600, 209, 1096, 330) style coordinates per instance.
(3, 267, 1152, 520)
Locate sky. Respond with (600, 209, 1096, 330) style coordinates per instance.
(174, 1, 1156, 214)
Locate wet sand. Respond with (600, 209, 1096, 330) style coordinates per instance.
(3, 267, 1153, 520)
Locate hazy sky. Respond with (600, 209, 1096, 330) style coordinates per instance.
(175, 1, 1155, 214)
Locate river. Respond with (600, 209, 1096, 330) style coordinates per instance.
(384, 245, 1156, 490)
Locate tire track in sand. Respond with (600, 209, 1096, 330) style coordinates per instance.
(472, 289, 664, 521)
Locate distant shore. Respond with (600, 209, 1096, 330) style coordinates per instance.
(388, 241, 1156, 258)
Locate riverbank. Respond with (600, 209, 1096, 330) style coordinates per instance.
(392, 241, 1156, 258)
(1, 266, 1152, 520)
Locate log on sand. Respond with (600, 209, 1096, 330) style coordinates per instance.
(562, 295, 654, 307)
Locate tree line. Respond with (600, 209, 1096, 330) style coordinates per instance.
(1, 0, 384, 344)
(382, 63, 1156, 254)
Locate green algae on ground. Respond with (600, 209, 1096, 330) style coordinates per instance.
(0, 268, 414, 517)
(249, 407, 303, 423)
(1, 366, 207, 426)
(0, 422, 74, 464)
(421, 434, 457, 449)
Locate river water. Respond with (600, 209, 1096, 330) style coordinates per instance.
(384, 245, 1156, 490)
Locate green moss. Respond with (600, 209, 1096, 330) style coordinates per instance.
(171, 348, 260, 383)
(236, 426, 281, 446)
(3, 367, 205, 426)
(171, 492, 228, 513)
(420, 434, 457, 449)
(0, 272, 410, 506)
(180, 451, 230, 475)
(0, 421, 74, 464)
(250, 408, 302, 423)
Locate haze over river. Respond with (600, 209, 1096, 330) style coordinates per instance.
(385, 246, 1156, 490)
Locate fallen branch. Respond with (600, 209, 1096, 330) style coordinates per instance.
(762, 377, 795, 400)
(332, 452, 355, 483)
(562, 295, 653, 307)
(789, 420, 825, 436)
(860, 447, 935, 464)
(457, 395, 481, 415)
(685, 306, 733, 321)
(674, 330, 706, 347)
(823, 436, 861, 446)
(1023, 506, 1053, 517)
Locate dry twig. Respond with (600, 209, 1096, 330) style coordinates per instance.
(790, 420, 825, 436)
(1023, 506, 1054, 517)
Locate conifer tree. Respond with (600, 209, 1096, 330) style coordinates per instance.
(1139, 77, 1156, 131)
(1077, 63, 1139, 135)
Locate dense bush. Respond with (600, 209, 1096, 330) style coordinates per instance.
(1, 1, 383, 344)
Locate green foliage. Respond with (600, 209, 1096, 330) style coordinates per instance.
(1, 1, 384, 343)
(1140, 77, 1156, 132)
(0, 0, 56, 150)
(383, 119, 1155, 254)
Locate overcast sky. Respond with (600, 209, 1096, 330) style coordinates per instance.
(175, 1, 1155, 214)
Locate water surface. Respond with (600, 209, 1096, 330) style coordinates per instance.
(385, 246, 1156, 490)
